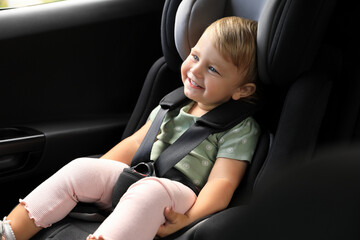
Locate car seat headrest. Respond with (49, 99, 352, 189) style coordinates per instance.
(256, 0, 336, 86)
(174, 0, 266, 62)
(164, 0, 336, 87)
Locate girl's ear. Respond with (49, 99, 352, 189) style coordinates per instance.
(232, 83, 256, 100)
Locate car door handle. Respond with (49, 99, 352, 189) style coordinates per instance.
(0, 127, 44, 155)
(0, 127, 45, 173)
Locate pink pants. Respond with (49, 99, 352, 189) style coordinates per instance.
(20, 158, 197, 240)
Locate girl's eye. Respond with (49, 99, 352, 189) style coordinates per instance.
(192, 54, 199, 61)
(209, 66, 219, 74)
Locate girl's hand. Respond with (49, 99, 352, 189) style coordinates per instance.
(157, 207, 190, 238)
(157, 158, 247, 238)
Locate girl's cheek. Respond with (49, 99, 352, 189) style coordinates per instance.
(181, 59, 188, 69)
(181, 60, 190, 77)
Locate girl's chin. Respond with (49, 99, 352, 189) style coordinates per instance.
(184, 88, 198, 101)
(183, 87, 193, 98)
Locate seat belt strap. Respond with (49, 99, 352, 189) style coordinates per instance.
(131, 87, 189, 166)
(154, 122, 213, 177)
(131, 107, 169, 166)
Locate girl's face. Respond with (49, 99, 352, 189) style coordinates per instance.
(181, 31, 254, 112)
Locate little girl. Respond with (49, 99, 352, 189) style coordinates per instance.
(1, 16, 260, 240)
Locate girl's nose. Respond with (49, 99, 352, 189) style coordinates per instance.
(190, 63, 203, 79)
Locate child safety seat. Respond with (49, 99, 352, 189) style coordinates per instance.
(32, 0, 338, 239)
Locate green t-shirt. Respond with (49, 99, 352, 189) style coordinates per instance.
(149, 102, 260, 189)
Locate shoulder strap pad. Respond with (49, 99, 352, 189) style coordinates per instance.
(159, 87, 190, 110)
(198, 99, 260, 133)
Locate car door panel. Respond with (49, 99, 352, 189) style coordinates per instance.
(0, 0, 164, 216)
(0, 127, 44, 175)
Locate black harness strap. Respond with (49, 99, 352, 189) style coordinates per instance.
(130, 107, 169, 166)
(131, 86, 259, 179)
(155, 94, 259, 177)
(155, 123, 213, 177)
(131, 87, 189, 166)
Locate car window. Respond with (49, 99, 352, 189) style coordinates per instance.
(0, 0, 64, 9)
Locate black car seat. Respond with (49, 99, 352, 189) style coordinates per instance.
(318, 0, 360, 146)
(32, 0, 338, 239)
(159, 0, 339, 239)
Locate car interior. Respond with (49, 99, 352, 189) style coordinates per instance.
(1, 0, 359, 239)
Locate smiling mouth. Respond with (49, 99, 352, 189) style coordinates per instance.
(188, 78, 204, 89)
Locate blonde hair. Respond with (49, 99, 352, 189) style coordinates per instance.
(205, 16, 258, 85)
